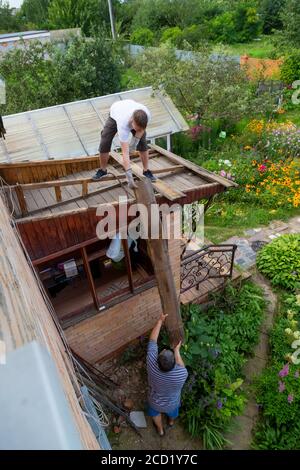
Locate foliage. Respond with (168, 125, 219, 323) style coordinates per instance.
(253, 293, 300, 449)
(259, 0, 285, 35)
(0, 36, 121, 115)
(160, 26, 183, 48)
(257, 234, 300, 290)
(130, 27, 154, 46)
(281, 51, 300, 84)
(180, 282, 265, 448)
(128, 43, 277, 129)
(280, 0, 300, 47)
(0, 0, 23, 32)
(48, 0, 112, 36)
(20, 0, 50, 29)
(208, 6, 262, 44)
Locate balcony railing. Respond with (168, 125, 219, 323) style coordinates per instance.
(181, 244, 237, 293)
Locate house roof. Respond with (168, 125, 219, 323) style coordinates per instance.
(0, 30, 50, 43)
(0, 87, 189, 164)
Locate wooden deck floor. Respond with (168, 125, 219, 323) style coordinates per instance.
(11, 150, 215, 218)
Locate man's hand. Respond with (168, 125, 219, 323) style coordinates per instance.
(159, 313, 168, 324)
(174, 340, 182, 351)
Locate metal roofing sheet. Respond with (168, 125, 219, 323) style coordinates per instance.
(0, 87, 188, 164)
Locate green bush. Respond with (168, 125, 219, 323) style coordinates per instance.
(160, 26, 183, 47)
(180, 282, 265, 449)
(131, 27, 155, 46)
(281, 52, 300, 84)
(257, 234, 300, 291)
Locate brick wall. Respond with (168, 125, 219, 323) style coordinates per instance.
(65, 285, 162, 363)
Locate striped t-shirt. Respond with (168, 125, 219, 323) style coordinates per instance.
(147, 340, 188, 413)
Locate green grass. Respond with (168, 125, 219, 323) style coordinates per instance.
(204, 199, 300, 244)
(277, 109, 300, 127)
(221, 36, 278, 59)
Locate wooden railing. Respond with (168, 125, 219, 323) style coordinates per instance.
(12, 164, 184, 216)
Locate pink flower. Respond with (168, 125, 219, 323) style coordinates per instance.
(258, 164, 267, 173)
(220, 170, 226, 177)
(278, 381, 285, 393)
(288, 394, 294, 403)
(295, 370, 300, 379)
(279, 364, 289, 378)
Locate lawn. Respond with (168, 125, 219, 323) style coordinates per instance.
(222, 36, 279, 59)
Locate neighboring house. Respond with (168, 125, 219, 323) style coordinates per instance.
(0, 86, 238, 365)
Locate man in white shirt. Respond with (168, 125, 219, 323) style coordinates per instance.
(93, 99, 157, 189)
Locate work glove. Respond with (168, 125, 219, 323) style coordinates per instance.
(126, 168, 138, 190)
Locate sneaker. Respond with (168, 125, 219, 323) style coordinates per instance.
(92, 169, 107, 181)
(143, 169, 157, 182)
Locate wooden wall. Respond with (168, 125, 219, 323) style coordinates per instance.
(0, 156, 99, 185)
(0, 196, 99, 449)
(18, 208, 101, 261)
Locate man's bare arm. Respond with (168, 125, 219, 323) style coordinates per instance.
(174, 341, 185, 367)
(150, 313, 168, 343)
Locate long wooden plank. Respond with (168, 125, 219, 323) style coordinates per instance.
(134, 178, 184, 346)
(110, 150, 185, 201)
(10, 174, 126, 191)
(150, 144, 238, 188)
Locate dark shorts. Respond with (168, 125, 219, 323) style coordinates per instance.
(147, 404, 180, 419)
(99, 116, 148, 153)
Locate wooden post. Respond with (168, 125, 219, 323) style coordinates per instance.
(82, 180, 88, 197)
(55, 185, 62, 202)
(15, 184, 28, 216)
(81, 247, 100, 311)
(122, 239, 134, 293)
(134, 179, 184, 346)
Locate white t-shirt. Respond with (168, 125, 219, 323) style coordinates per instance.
(110, 99, 151, 143)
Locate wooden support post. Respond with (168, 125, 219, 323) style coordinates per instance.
(54, 185, 62, 202)
(122, 239, 134, 293)
(15, 184, 28, 216)
(82, 180, 88, 197)
(134, 179, 184, 346)
(81, 247, 100, 311)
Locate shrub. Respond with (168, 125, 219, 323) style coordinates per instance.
(281, 52, 300, 84)
(180, 282, 265, 448)
(257, 234, 300, 290)
(131, 27, 155, 46)
(160, 26, 183, 47)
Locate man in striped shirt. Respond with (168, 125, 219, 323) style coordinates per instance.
(147, 313, 188, 436)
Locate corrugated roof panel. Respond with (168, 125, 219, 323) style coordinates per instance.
(0, 87, 188, 164)
(32, 107, 85, 158)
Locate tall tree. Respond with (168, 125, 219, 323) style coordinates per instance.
(281, 0, 300, 46)
(0, 0, 23, 32)
(259, 0, 285, 34)
(48, 0, 117, 36)
(20, 0, 50, 28)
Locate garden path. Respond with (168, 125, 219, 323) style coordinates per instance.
(225, 273, 278, 450)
